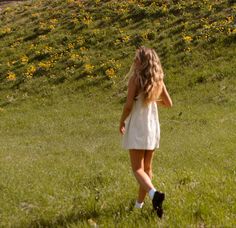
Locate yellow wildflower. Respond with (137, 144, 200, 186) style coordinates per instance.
(83, 15, 93, 25)
(162, 4, 168, 13)
(21, 55, 29, 64)
(105, 68, 116, 78)
(7, 72, 16, 81)
(2, 27, 11, 34)
(5, 7, 11, 12)
(122, 35, 131, 43)
(50, 19, 58, 24)
(68, 43, 75, 49)
(39, 22, 46, 29)
(183, 35, 193, 43)
(70, 53, 81, 61)
(92, 29, 100, 35)
(49, 24, 55, 30)
(38, 61, 52, 70)
(39, 35, 48, 40)
(226, 16, 234, 23)
(25, 65, 37, 78)
(44, 46, 53, 53)
(84, 64, 94, 73)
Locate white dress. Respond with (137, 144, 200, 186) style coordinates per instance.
(122, 93, 160, 150)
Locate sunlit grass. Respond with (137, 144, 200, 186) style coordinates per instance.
(0, 0, 235, 226)
(0, 81, 235, 226)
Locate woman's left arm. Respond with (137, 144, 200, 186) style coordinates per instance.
(157, 82, 173, 108)
(119, 77, 137, 135)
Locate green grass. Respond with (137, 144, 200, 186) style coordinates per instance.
(0, 80, 235, 227)
(0, 0, 236, 227)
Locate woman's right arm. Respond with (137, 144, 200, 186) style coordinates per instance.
(157, 82, 173, 108)
(119, 76, 137, 134)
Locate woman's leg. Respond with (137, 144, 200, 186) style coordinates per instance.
(137, 150, 155, 203)
(129, 150, 154, 195)
(130, 149, 165, 217)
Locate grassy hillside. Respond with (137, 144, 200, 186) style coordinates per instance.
(0, 0, 235, 99)
(0, 0, 236, 227)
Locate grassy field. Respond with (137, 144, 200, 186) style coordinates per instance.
(0, 80, 235, 227)
(0, 0, 236, 227)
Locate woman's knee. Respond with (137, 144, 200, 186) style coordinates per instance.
(132, 167, 143, 175)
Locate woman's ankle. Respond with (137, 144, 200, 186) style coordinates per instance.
(148, 188, 157, 200)
(134, 200, 144, 209)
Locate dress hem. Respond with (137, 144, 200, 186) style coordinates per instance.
(123, 146, 159, 150)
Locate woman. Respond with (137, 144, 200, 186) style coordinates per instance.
(119, 46, 172, 218)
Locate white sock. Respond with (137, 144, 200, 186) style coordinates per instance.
(148, 188, 157, 200)
(134, 201, 144, 209)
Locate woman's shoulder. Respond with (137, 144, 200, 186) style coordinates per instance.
(129, 75, 140, 88)
(128, 75, 141, 97)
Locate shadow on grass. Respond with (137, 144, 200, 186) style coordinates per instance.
(23, 199, 138, 227)
(26, 209, 99, 228)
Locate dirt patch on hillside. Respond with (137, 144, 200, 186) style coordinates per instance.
(0, 0, 25, 10)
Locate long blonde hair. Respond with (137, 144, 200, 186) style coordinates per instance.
(127, 46, 164, 104)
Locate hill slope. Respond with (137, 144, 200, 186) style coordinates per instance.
(0, 0, 235, 102)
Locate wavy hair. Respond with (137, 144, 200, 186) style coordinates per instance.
(128, 46, 164, 104)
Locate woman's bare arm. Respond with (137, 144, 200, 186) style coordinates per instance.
(157, 83, 173, 108)
(119, 77, 137, 134)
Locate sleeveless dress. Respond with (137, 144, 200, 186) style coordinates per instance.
(122, 93, 160, 150)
